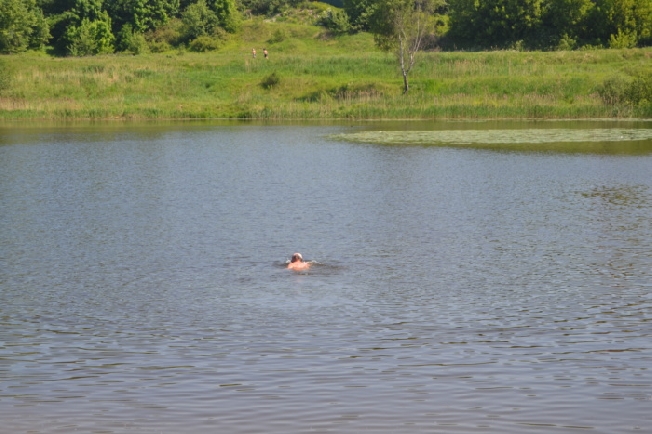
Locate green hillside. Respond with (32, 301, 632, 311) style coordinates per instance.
(1, 19, 651, 120)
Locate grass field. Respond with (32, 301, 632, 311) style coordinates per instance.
(1, 19, 651, 120)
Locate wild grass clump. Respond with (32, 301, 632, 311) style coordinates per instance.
(269, 28, 287, 44)
(260, 71, 281, 89)
(0, 58, 13, 93)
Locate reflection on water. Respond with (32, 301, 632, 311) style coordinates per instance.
(1, 121, 651, 434)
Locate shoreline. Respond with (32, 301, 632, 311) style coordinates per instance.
(3, 115, 652, 120)
(3, 117, 651, 128)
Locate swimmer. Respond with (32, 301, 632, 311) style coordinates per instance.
(287, 252, 311, 271)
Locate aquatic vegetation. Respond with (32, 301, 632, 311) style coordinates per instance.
(336, 128, 652, 145)
(333, 128, 652, 154)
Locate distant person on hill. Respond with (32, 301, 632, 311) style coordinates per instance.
(252, 48, 256, 58)
(263, 48, 268, 59)
(287, 253, 311, 271)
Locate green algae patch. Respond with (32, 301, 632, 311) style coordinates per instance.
(332, 128, 652, 154)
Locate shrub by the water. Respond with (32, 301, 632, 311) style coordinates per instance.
(597, 72, 652, 107)
(626, 72, 652, 106)
(597, 76, 630, 106)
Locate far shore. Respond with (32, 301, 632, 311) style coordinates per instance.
(1, 27, 651, 121)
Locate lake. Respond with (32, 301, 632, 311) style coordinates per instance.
(1, 120, 651, 433)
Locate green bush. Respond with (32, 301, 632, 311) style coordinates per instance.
(269, 28, 287, 44)
(117, 24, 149, 54)
(148, 40, 172, 52)
(210, 0, 241, 33)
(260, 71, 280, 89)
(596, 76, 629, 105)
(318, 8, 351, 35)
(597, 72, 652, 107)
(65, 13, 115, 56)
(188, 35, 221, 51)
(181, 0, 219, 41)
(626, 72, 652, 105)
(609, 29, 638, 49)
(145, 18, 183, 47)
(556, 34, 577, 51)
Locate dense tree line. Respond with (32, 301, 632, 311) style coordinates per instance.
(340, 0, 652, 49)
(445, 0, 652, 49)
(0, 0, 241, 54)
(1, 0, 650, 54)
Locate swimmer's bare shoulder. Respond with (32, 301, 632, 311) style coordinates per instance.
(287, 252, 311, 271)
(288, 261, 311, 271)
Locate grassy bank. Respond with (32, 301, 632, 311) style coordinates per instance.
(1, 21, 651, 120)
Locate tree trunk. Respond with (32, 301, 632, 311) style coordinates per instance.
(399, 37, 409, 94)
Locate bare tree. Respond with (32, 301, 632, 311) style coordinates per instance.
(370, 0, 440, 93)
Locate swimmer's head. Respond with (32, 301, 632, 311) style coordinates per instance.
(291, 253, 303, 263)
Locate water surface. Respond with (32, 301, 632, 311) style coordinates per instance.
(1, 120, 651, 433)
